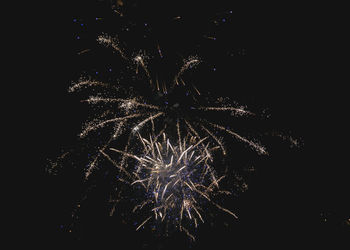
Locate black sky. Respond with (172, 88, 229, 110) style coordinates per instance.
(35, 1, 349, 249)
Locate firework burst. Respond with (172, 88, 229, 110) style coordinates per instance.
(48, 22, 300, 242)
(67, 34, 269, 180)
(101, 130, 236, 240)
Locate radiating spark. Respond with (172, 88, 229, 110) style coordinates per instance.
(134, 53, 152, 85)
(77, 49, 91, 55)
(82, 97, 160, 110)
(157, 43, 163, 58)
(207, 122, 268, 155)
(175, 56, 201, 86)
(69, 78, 110, 93)
(203, 35, 217, 40)
(80, 113, 143, 138)
(97, 34, 127, 59)
(136, 216, 152, 231)
(213, 203, 238, 219)
(99, 149, 132, 179)
(200, 124, 226, 155)
(180, 226, 195, 242)
(132, 112, 164, 133)
(198, 106, 254, 116)
(193, 85, 201, 95)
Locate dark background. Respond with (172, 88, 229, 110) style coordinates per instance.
(36, 0, 349, 249)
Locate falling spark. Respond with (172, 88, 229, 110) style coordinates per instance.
(77, 49, 91, 55)
(203, 36, 217, 40)
(134, 53, 152, 84)
(157, 43, 163, 58)
(68, 78, 110, 93)
(97, 34, 127, 59)
(207, 122, 267, 155)
(136, 216, 152, 231)
(175, 56, 201, 86)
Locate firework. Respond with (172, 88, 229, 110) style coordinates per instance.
(102, 130, 237, 240)
(68, 34, 269, 180)
(70, 78, 268, 179)
(48, 22, 300, 242)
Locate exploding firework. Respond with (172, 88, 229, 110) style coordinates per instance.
(101, 130, 237, 240)
(68, 34, 269, 180)
(48, 16, 300, 241)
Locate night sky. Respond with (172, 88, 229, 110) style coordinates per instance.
(37, 1, 349, 249)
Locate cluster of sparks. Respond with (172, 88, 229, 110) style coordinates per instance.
(73, 35, 267, 150)
(103, 131, 236, 240)
(70, 72, 268, 182)
(96, 34, 202, 94)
